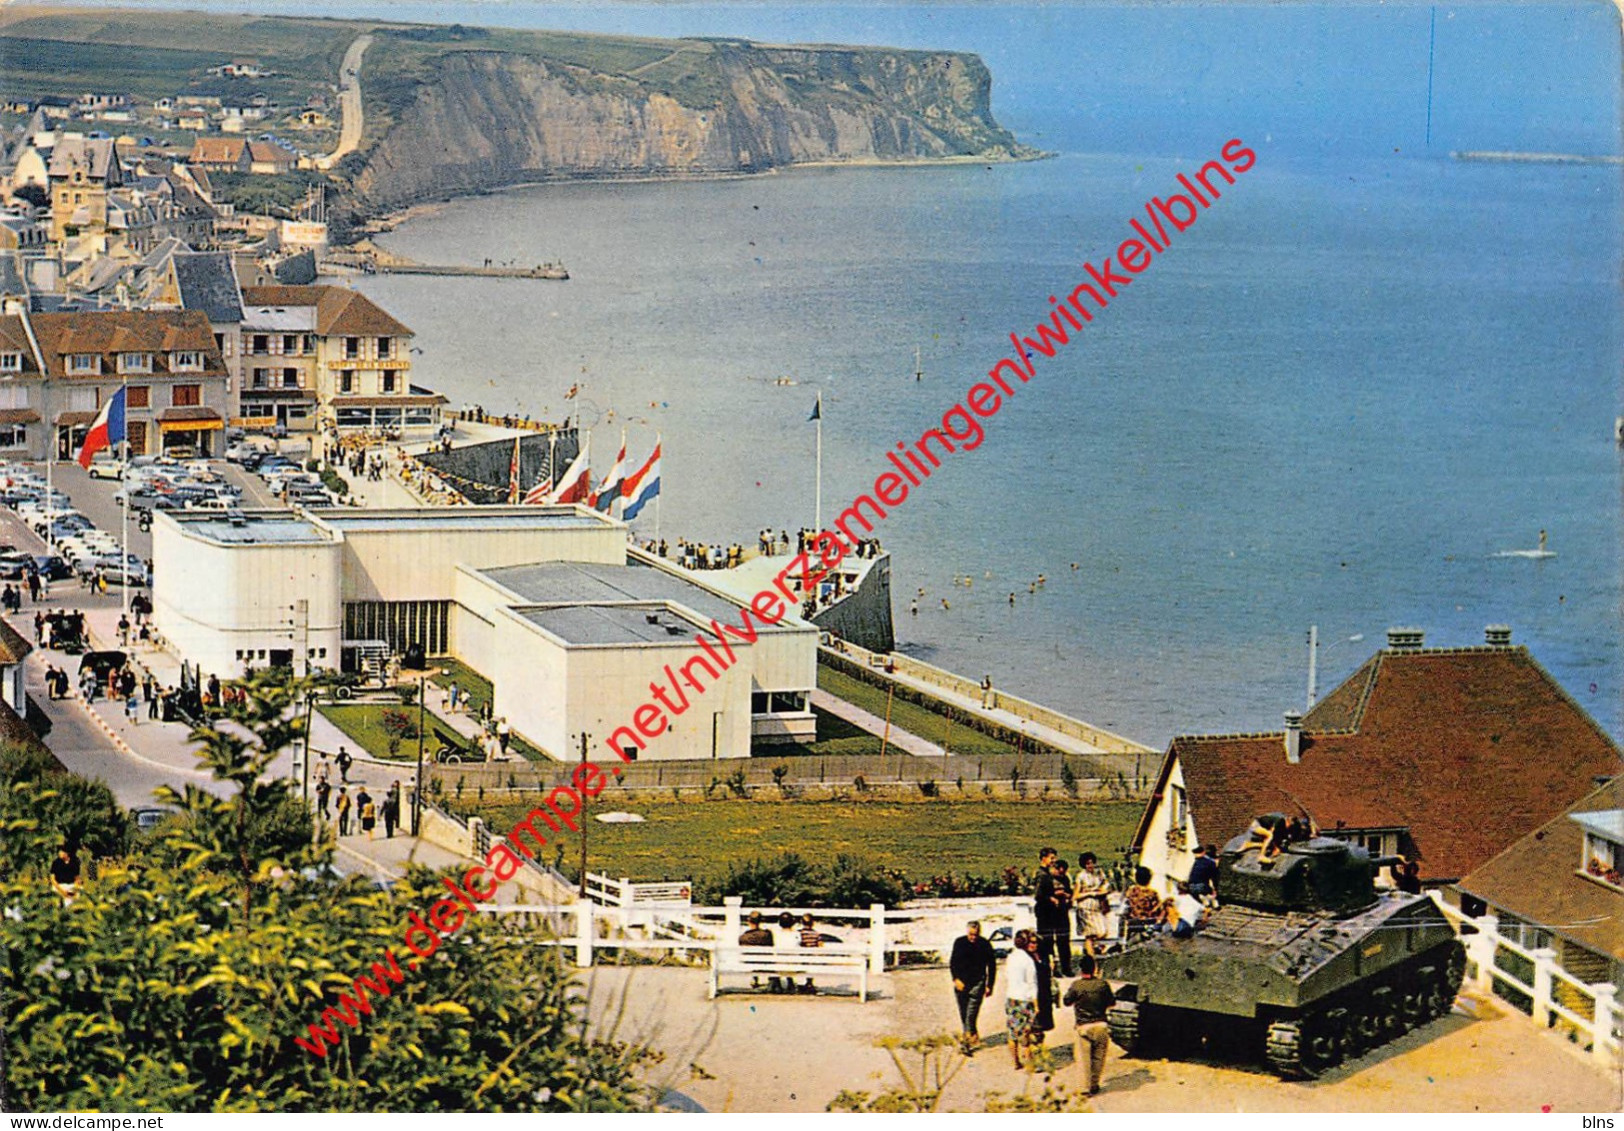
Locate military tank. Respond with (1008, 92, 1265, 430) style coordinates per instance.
(1101, 819, 1465, 1078)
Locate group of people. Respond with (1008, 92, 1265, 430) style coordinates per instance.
(312, 755, 402, 840)
(736, 910, 825, 994)
(948, 919, 1116, 1093)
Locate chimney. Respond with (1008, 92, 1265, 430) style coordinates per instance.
(1386, 627, 1425, 651)
(1284, 710, 1303, 765)
(1484, 624, 1512, 647)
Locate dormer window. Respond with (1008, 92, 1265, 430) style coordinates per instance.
(67, 353, 98, 375)
(1573, 810, 1622, 891)
(0, 352, 20, 372)
(170, 350, 203, 372)
(119, 352, 152, 374)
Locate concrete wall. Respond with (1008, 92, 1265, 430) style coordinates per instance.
(152, 518, 342, 676)
(811, 553, 894, 653)
(418, 429, 580, 504)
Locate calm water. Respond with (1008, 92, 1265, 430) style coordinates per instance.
(111, 0, 1619, 744)
(363, 148, 1622, 746)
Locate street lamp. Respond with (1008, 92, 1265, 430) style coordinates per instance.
(413, 672, 428, 836)
(1307, 626, 1366, 709)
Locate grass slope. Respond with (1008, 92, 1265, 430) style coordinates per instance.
(466, 796, 1144, 886)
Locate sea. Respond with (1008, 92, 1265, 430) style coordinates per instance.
(93, 0, 1624, 747)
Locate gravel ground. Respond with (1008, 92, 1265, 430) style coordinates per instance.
(584, 966, 1622, 1113)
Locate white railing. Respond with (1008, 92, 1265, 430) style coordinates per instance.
(584, 872, 693, 909)
(1443, 904, 1620, 1069)
(477, 895, 1039, 976)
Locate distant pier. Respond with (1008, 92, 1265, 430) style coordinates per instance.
(321, 240, 569, 280)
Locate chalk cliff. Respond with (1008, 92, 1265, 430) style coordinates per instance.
(348, 39, 1034, 212)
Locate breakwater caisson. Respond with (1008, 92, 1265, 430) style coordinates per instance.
(601, 137, 1257, 767)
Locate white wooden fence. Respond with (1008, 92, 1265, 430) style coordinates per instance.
(1444, 907, 1620, 1069)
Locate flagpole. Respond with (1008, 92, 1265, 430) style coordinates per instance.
(814, 392, 823, 534)
(119, 376, 129, 621)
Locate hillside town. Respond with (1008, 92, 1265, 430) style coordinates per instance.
(0, 18, 1619, 1121)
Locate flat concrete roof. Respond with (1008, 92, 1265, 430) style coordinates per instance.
(520, 602, 703, 646)
(481, 560, 810, 634)
(309, 506, 616, 533)
(242, 305, 317, 332)
(168, 510, 328, 545)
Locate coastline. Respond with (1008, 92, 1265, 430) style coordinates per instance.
(353, 148, 1054, 238)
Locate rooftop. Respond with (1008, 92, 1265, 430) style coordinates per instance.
(168, 510, 327, 545)
(482, 560, 811, 635)
(308, 506, 615, 534)
(519, 602, 706, 647)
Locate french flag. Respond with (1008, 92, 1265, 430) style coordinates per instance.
(621, 440, 661, 521)
(77, 387, 126, 470)
(550, 435, 592, 505)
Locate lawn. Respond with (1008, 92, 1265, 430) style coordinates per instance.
(464, 797, 1144, 889)
(317, 702, 421, 762)
(816, 665, 1021, 759)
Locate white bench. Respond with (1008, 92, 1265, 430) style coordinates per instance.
(709, 945, 870, 1002)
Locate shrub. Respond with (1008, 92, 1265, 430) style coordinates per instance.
(854, 774, 868, 793)
(725, 769, 748, 798)
(917, 779, 938, 798)
(379, 707, 418, 741)
(697, 852, 908, 907)
(770, 764, 789, 787)
(1060, 761, 1079, 798)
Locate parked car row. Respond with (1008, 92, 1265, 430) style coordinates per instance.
(104, 456, 243, 515)
(0, 463, 151, 587)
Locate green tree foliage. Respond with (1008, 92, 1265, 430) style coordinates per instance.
(0, 742, 126, 877)
(695, 852, 907, 908)
(2, 671, 659, 1111)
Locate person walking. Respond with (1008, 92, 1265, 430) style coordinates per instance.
(335, 746, 353, 784)
(335, 786, 352, 836)
(360, 794, 378, 840)
(1062, 954, 1116, 1095)
(315, 778, 331, 819)
(383, 781, 400, 839)
(949, 920, 997, 1052)
(32, 610, 43, 644)
(1004, 929, 1041, 1069)
(1074, 852, 1114, 954)
(117, 614, 131, 646)
(124, 691, 139, 726)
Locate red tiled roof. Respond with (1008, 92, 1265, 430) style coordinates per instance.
(28, 310, 227, 380)
(0, 317, 39, 376)
(1458, 776, 1624, 962)
(1140, 646, 1623, 883)
(241, 285, 412, 338)
(189, 137, 247, 165)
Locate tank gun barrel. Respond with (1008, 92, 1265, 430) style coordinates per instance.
(1371, 854, 1403, 869)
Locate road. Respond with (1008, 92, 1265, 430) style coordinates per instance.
(316, 34, 372, 171)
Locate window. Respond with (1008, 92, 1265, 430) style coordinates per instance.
(0, 386, 25, 410)
(338, 370, 355, 394)
(170, 351, 202, 372)
(67, 354, 99, 375)
(282, 334, 298, 354)
(0, 424, 26, 448)
(251, 334, 268, 354)
(126, 386, 149, 409)
(344, 336, 360, 359)
(0, 352, 20, 372)
(282, 367, 299, 389)
(213, 333, 226, 356)
(1579, 817, 1622, 890)
(381, 372, 397, 394)
(251, 368, 270, 389)
(171, 384, 201, 407)
(377, 337, 392, 359)
(119, 353, 152, 374)
(303, 335, 316, 354)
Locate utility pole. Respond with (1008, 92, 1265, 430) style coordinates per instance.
(578, 730, 589, 899)
(413, 674, 426, 836)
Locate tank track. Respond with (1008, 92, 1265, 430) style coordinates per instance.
(1264, 940, 1464, 1079)
(1106, 1001, 1139, 1055)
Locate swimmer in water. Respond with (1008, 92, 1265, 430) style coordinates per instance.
(941, 598, 950, 611)
(1008, 593, 1016, 606)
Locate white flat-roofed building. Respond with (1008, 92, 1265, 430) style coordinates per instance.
(152, 511, 342, 675)
(151, 505, 816, 760)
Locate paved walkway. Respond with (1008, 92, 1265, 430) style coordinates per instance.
(809, 688, 944, 758)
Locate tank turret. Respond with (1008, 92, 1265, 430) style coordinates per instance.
(1099, 816, 1465, 1078)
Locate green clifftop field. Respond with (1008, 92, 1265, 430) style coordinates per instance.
(0, 6, 1037, 220)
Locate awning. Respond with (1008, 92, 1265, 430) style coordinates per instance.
(158, 407, 224, 432)
(240, 388, 317, 401)
(55, 411, 95, 426)
(0, 410, 41, 424)
(330, 394, 447, 408)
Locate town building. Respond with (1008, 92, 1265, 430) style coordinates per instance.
(139, 248, 246, 403)
(240, 285, 441, 433)
(1132, 627, 1623, 895)
(25, 308, 230, 458)
(187, 137, 251, 175)
(150, 507, 818, 760)
(47, 136, 124, 244)
(0, 616, 34, 714)
(1457, 775, 1623, 989)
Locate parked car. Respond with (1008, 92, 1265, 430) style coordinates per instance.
(130, 805, 176, 832)
(0, 550, 33, 579)
(100, 562, 151, 588)
(32, 555, 72, 581)
(86, 458, 126, 480)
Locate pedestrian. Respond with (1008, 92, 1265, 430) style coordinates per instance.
(1034, 847, 1071, 978)
(148, 681, 159, 719)
(796, 912, 821, 994)
(950, 919, 997, 1052)
(359, 792, 377, 840)
(49, 842, 81, 904)
(1187, 843, 1220, 904)
(317, 754, 331, 785)
(118, 614, 130, 646)
(448, 681, 461, 713)
(496, 717, 510, 754)
(125, 691, 139, 725)
(1073, 852, 1114, 954)
(26, 570, 39, 602)
(980, 674, 994, 708)
(1062, 954, 1116, 1095)
(335, 786, 352, 835)
(383, 780, 400, 838)
(33, 610, 43, 644)
(315, 778, 331, 818)
(335, 746, 353, 784)
(1004, 929, 1041, 1069)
